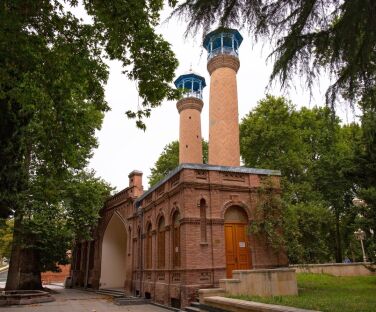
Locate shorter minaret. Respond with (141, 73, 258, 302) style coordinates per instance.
(174, 72, 206, 164)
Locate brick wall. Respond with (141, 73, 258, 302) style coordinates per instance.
(41, 264, 71, 284)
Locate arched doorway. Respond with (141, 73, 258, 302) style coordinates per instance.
(224, 206, 251, 277)
(100, 213, 127, 289)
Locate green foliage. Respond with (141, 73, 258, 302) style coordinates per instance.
(82, 0, 180, 128)
(0, 0, 161, 288)
(240, 95, 361, 263)
(230, 274, 376, 312)
(148, 140, 208, 187)
(149, 141, 180, 187)
(285, 203, 333, 264)
(0, 219, 13, 263)
(350, 95, 376, 262)
(174, 0, 376, 109)
(20, 171, 112, 272)
(249, 180, 285, 251)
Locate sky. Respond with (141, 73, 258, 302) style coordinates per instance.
(70, 3, 357, 192)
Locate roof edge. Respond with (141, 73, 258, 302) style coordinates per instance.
(135, 163, 281, 206)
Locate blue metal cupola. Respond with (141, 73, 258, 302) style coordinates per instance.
(203, 28, 243, 60)
(174, 72, 206, 100)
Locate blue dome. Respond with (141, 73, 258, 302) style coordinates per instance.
(174, 73, 206, 100)
(203, 28, 243, 60)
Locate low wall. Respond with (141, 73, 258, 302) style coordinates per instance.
(201, 296, 320, 312)
(219, 268, 298, 297)
(41, 264, 71, 284)
(291, 263, 375, 276)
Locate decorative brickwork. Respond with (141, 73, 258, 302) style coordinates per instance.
(71, 165, 287, 309)
(207, 54, 240, 75)
(176, 97, 203, 113)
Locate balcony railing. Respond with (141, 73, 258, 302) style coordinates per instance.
(207, 46, 239, 60)
(183, 90, 203, 100)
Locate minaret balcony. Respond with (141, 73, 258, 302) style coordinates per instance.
(174, 73, 206, 100)
(203, 28, 243, 61)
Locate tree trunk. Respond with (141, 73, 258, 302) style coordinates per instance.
(5, 212, 42, 290)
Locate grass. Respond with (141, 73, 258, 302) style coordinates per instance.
(229, 273, 376, 312)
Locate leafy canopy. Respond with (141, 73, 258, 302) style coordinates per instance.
(148, 140, 208, 187)
(174, 0, 376, 108)
(0, 219, 13, 263)
(240, 95, 362, 263)
(1, 0, 178, 289)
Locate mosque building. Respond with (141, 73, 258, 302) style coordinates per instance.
(71, 28, 288, 309)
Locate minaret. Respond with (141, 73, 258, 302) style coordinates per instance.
(204, 28, 243, 166)
(174, 72, 206, 164)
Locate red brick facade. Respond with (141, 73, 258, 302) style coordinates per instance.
(71, 28, 288, 309)
(71, 165, 288, 308)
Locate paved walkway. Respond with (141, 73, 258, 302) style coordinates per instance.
(0, 285, 169, 312)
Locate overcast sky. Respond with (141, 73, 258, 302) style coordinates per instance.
(70, 3, 356, 192)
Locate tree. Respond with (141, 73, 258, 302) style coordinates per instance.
(286, 202, 334, 264)
(240, 95, 360, 263)
(1, 0, 176, 290)
(149, 140, 208, 187)
(175, 0, 376, 108)
(350, 93, 376, 262)
(0, 219, 13, 265)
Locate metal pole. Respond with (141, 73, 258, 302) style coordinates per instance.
(360, 239, 367, 262)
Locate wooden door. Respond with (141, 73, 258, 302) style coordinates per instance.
(224, 223, 251, 277)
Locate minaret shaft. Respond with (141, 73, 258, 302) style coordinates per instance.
(208, 55, 240, 166)
(177, 98, 203, 164)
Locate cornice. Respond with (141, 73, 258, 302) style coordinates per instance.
(176, 97, 204, 113)
(207, 54, 240, 75)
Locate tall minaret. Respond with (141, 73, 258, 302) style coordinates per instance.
(204, 28, 243, 166)
(174, 72, 206, 164)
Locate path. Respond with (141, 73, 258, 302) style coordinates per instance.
(0, 269, 7, 288)
(0, 285, 169, 312)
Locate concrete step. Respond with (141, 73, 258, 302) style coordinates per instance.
(184, 306, 201, 312)
(98, 288, 124, 294)
(96, 289, 125, 298)
(114, 297, 151, 305)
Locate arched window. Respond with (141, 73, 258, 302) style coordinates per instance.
(200, 198, 207, 243)
(157, 217, 165, 268)
(135, 227, 141, 269)
(172, 211, 181, 268)
(146, 223, 152, 269)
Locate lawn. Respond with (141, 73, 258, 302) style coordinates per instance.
(230, 273, 376, 312)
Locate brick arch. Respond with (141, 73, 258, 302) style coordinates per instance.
(100, 209, 129, 241)
(136, 225, 141, 238)
(114, 210, 129, 228)
(145, 219, 153, 232)
(169, 203, 180, 225)
(156, 210, 165, 224)
(196, 195, 209, 207)
(221, 200, 251, 221)
(100, 211, 128, 288)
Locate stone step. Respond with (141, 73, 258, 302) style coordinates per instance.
(96, 289, 125, 298)
(114, 297, 151, 305)
(184, 306, 201, 312)
(97, 288, 124, 293)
